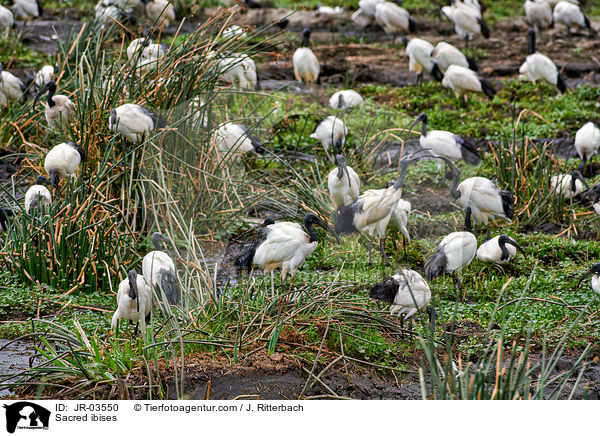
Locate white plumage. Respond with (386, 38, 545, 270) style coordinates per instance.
(553, 1, 591, 33)
(142, 233, 180, 305)
(370, 268, 431, 319)
(24, 180, 52, 213)
(0, 6, 14, 38)
(34, 81, 76, 129)
(431, 41, 472, 73)
(374, 2, 414, 41)
(442, 64, 495, 102)
(458, 177, 512, 228)
(317, 5, 344, 15)
(524, 0, 553, 32)
(220, 54, 257, 89)
(143, 0, 175, 27)
(476, 235, 523, 264)
(329, 89, 363, 110)
(519, 53, 562, 87)
(575, 122, 600, 169)
(0, 65, 24, 108)
(441, 1, 489, 44)
(425, 231, 477, 280)
(34, 65, 54, 87)
(127, 38, 166, 63)
(358, 0, 384, 19)
(222, 25, 247, 39)
(11, 0, 40, 21)
(404, 37, 438, 84)
(293, 28, 320, 84)
(577, 263, 600, 295)
(109, 104, 162, 144)
(44, 141, 86, 194)
(550, 171, 587, 198)
(111, 270, 152, 332)
(388, 198, 411, 243)
(310, 116, 347, 156)
(211, 122, 264, 158)
(327, 155, 360, 210)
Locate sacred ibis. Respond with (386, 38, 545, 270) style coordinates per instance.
(335, 151, 425, 264)
(437, 156, 514, 235)
(219, 54, 257, 90)
(0, 63, 24, 108)
(211, 122, 265, 159)
(476, 234, 525, 264)
(576, 263, 600, 294)
(127, 37, 166, 63)
(34, 65, 54, 87)
(109, 103, 165, 144)
(374, 1, 416, 44)
(407, 112, 480, 167)
(44, 141, 86, 195)
(10, 0, 40, 21)
(353, 0, 384, 27)
(550, 170, 588, 199)
(234, 213, 338, 288)
(293, 28, 320, 84)
(222, 25, 247, 39)
(24, 175, 52, 213)
(310, 116, 347, 159)
(402, 37, 443, 85)
(441, 1, 489, 47)
(575, 122, 600, 171)
(369, 268, 437, 332)
(233, 217, 275, 273)
(0, 6, 13, 38)
(329, 89, 363, 110)
(33, 81, 76, 130)
(424, 231, 477, 296)
(442, 64, 495, 103)
(143, 232, 180, 305)
(524, 0, 554, 33)
(387, 197, 411, 257)
(519, 29, 566, 93)
(431, 41, 479, 73)
(111, 270, 152, 333)
(327, 154, 360, 210)
(553, 1, 593, 34)
(141, 0, 175, 27)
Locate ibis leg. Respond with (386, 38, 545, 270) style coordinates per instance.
(367, 234, 376, 265)
(379, 237, 390, 266)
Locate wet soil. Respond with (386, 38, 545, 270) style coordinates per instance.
(0, 340, 36, 398)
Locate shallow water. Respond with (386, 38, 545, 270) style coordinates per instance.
(0, 339, 36, 398)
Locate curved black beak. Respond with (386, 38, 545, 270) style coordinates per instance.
(572, 170, 588, 191)
(314, 216, 341, 243)
(128, 270, 140, 313)
(33, 81, 53, 106)
(576, 263, 600, 289)
(501, 235, 525, 255)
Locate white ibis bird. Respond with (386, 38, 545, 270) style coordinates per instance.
(33, 81, 76, 130)
(329, 89, 363, 110)
(0, 63, 24, 108)
(127, 38, 166, 62)
(442, 65, 495, 103)
(94, 0, 137, 25)
(310, 116, 347, 159)
(142, 232, 180, 305)
(431, 41, 479, 73)
(476, 234, 525, 264)
(327, 154, 360, 210)
(438, 156, 514, 235)
(111, 270, 152, 333)
(550, 170, 588, 199)
(575, 122, 600, 171)
(109, 104, 165, 144)
(44, 141, 86, 195)
(402, 37, 443, 85)
(441, 1, 490, 47)
(335, 152, 425, 264)
(293, 28, 320, 84)
(553, 1, 593, 34)
(317, 5, 344, 15)
(34, 65, 54, 87)
(388, 197, 411, 257)
(211, 122, 265, 158)
(353, 0, 384, 27)
(369, 268, 437, 331)
(407, 112, 480, 167)
(141, 0, 175, 27)
(24, 175, 52, 213)
(424, 231, 477, 295)
(519, 29, 566, 93)
(222, 25, 247, 39)
(576, 263, 600, 294)
(219, 54, 258, 90)
(10, 0, 40, 21)
(524, 0, 554, 33)
(0, 6, 14, 38)
(234, 213, 338, 288)
(374, 1, 416, 44)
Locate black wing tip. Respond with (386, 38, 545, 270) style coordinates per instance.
(408, 17, 417, 33)
(557, 73, 567, 93)
(466, 56, 479, 72)
(480, 79, 496, 99)
(369, 278, 398, 303)
(478, 18, 490, 38)
(161, 270, 181, 305)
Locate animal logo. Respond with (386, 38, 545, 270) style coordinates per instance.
(3, 402, 50, 433)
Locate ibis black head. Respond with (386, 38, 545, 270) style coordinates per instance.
(109, 108, 117, 130)
(527, 28, 536, 55)
(301, 28, 311, 47)
(337, 93, 344, 109)
(304, 213, 340, 243)
(127, 270, 140, 312)
(571, 170, 588, 192)
(35, 175, 48, 185)
(583, 184, 600, 203)
(407, 113, 428, 137)
(152, 232, 170, 250)
(33, 80, 57, 107)
(431, 63, 443, 82)
(426, 306, 438, 329)
(498, 234, 525, 260)
(263, 217, 275, 226)
(576, 263, 600, 289)
(67, 141, 87, 161)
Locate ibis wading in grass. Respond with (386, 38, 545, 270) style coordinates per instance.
(327, 155, 360, 210)
(476, 235, 525, 264)
(329, 89, 363, 110)
(24, 176, 52, 213)
(310, 116, 347, 159)
(374, 1, 416, 44)
(369, 268, 437, 332)
(219, 54, 258, 90)
(142, 232, 181, 305)
(211, 122, 265, 159)
(437, 156, 513, 235)
(293, 28, 320, 84)
(441, 1, 489, 47)
(111, 270, 152, 333)
(442, 65, 495, 103)
(424, 231, 477, 296)
(550, 170, 588, 199)
(33, 81, 76, 130)
(524, 0, 554, 34)
(575, 122, 600, 171)
(44, 141, 86, 195)
(577, 263, 600, 294)
(0, 63, 24, 108)
(109, 103, 165, 144)
(235, 213, 338, 290)
(431, 41, 479, 73)
(552, 1, 593, 34)
(402, 37, 443, 85)
(519, 29, 566, 93)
